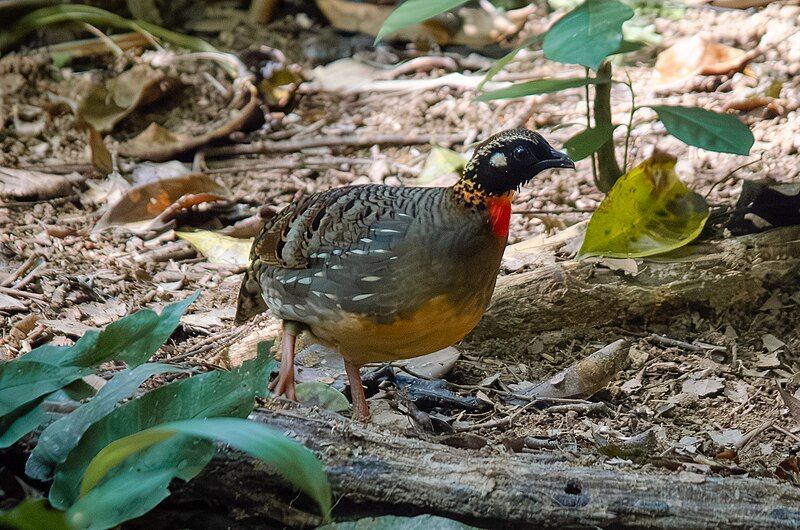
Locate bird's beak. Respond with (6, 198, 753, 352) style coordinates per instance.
(535, 148, 575, 172)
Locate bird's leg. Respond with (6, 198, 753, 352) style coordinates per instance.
(270, 322, 297, 401)
(344, 359, 370, 421)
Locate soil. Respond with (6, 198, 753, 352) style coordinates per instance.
(1, 0, 800, 511)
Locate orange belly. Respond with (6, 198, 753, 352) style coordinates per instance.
(308, 294, 486, 365)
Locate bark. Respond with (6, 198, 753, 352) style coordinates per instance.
(184, 407, 800, 529)
(465, 225, 800, 357)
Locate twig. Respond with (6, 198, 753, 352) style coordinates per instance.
(0, 286, 46, 301)
(735, 419, 774, 451)
(648, 333, 704, 352)
(204, 133, 467, 158)
(544, 402, 607, 414)
(772, 424, 800, 444)
(455, 401, 538, 431)
(1, 253, 38, 287)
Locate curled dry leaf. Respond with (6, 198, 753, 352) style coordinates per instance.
(0, 168, 84, 201)
(654, 35, 755, 87)
(522, 339, 629, 399)
(118, 81, 260, 162)
(77, 64, 183, 133)
(93, 174, 229, 233)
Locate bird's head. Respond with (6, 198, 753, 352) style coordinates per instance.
(456, 128, 575, 201)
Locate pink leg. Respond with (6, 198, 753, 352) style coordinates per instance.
(344, 360, 370, 422)
(270, 323, 297, 401)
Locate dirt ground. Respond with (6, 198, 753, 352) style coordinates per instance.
(1, 0, 800, 493)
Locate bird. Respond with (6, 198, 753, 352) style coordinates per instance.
(235, 128, 574, 420)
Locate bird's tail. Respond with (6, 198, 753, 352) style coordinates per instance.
(235, 260, 268, 324)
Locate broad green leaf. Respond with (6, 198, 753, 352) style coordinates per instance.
(68, 434, 214, 530)
(611, 40, 645, 55)
(27, 363, 184, 481)
(650, 106, 754, 156)
(564, 124, 618, 161)
(0, 399, 46, 449)
(295, 382, 351, 413)
(320, 515, 478, 529)
(478, 77, 601, 101)
(77, 418, 331, 522)
(375, 0, 469, 43)
(477, 35, 542, 92)
(49, 354, 274, 508)
(543, 0, 634, 70)
(0, 361, 89, 416)
(0, 499, 71, 530)
(176, 231, 252, 266)
(19, 292, 198, 368)
(418, 146, 467, 183)
(579, 154, 709, 258)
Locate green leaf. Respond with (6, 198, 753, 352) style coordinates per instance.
(68, 434, 214, 530)
(650, 106, 754, 156)
(76, 418, 331, 523)
(543, 0, 634, 70)
(612, 39, 645, 55)
(579, 154, 710, 258)
(295, 382, 351, 413)
(477, 35, 542, 92)
(375, 0, 469, 43)
(0, 361, 89, 416)
(21, 292, 198, 368)
(418, 146, 467, 183)
(478, 77, 601, 101)
(49, 354, 274, 508)
(27, 363, 184, 481)
(0, 399, 46, 449)
(564, 124, 618, 161)
(0, 499, 71, 530)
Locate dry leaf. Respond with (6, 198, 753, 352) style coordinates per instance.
(118, 81, 260, 162)
(77, 64, 182, 133)
(0, 167, 84, 201)
(654, 35, 754, 87)
(779, 387, 800, 426)
(85, 125, 113, 174)
(709, 429, 744, 448)
(756, 352, 781, 369)
(176, 231, 252, 266)
(93, 173, 229, 233)
(395, 347, 461, 379)
(724, 380, 749, 404)
(681, 377, 724, 397)
(0, 293, 26, 312)
(762, 334, 786, 352)
(523, 339, 629, 399)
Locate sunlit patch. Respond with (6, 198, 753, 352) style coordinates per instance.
(489, 152, 507, 168)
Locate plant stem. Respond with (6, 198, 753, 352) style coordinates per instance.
(584, 68, 597, 185)
(623, 69, 635, 174)
(593, 61, 622, 192)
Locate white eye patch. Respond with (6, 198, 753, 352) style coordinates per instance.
(489, 152, 507, 168)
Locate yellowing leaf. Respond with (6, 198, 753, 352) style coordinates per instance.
(578, 154, 709, 258)
(176, 231, 252, 266)
(418, 146, 466, 183)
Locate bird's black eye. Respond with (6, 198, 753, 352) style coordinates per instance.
(512, 144, 530, 161)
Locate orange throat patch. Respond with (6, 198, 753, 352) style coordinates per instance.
(486, 194, 513, 238)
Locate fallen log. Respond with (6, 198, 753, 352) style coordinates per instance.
(183, 407, 800, 529)
(466, 225, 800, 357)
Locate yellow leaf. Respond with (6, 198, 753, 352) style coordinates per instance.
(578, 154, 709, 259)
(177, 231, 252, 266)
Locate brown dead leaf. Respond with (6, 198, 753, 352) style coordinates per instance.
(681, 377, 725, 397)
(778, 387, 800, 426)
(0, 168, 84, 201)
(118, 81, 260, 162)
(654, 35, 755, 87)
(93, 173, 229, 233)
(77, 64, 182, 133)
(85, 125, 113, 174)
(396, 347, 461, 379)
(522, 339, 629, 399)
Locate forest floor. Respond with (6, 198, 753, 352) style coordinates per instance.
(1, 0, 800, 503)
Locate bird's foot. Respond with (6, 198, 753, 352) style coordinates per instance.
(344, 360, 371, 422)
(270, 323, 297, 401)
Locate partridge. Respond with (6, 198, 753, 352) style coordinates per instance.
(235, 128, 574, 420)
